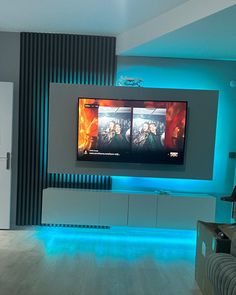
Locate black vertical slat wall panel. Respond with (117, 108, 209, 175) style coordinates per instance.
(17, 32, 116, 225)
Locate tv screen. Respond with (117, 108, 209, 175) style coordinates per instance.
(77, 98, 187, 164)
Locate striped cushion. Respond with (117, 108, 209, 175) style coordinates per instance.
(231, 233, 236, 257)
(206, 253, 236, 295)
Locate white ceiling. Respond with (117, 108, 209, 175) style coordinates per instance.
(1, 0, 236, 60)
(0, 0, 188, 35)
(120, 3, 236, 60)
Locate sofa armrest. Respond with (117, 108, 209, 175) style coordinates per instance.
(206, 253, 236, 295)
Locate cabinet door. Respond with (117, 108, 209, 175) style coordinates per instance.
(156, 195, 216, 230)
(100, 192, 128, 226)
(42, 188, 100, 225)
(128, 194, 157, 227)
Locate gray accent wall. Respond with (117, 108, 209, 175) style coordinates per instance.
(0, 31, 20, 227)
(48, 83, 218, 180)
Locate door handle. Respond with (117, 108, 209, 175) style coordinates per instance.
(0, 152, 11, 170)
(6, 152, 10, 170)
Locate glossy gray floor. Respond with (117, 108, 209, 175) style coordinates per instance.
(0, 227, 202, 295)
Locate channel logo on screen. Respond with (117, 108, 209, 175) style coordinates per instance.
(169, 152, 179, 158)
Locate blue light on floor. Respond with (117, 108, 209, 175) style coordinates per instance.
(34, 227, 196, 262)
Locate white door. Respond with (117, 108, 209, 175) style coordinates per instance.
(0, 82, 13, 229)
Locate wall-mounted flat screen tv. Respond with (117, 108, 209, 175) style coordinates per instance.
(77, 98, 187, 164)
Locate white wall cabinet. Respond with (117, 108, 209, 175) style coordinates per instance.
(42, 188, 216, 230)
(156, 194, 216, 230)
(128, 194, 157, 227)
(42, 188, 100, 225)
(100, 192, 128, 226)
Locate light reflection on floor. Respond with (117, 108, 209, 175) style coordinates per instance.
(34, 226, 197, 263)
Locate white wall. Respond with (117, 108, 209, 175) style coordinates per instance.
(115, 56, 236, 195)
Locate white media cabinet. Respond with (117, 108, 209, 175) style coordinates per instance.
(42, 188, 216, 230)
